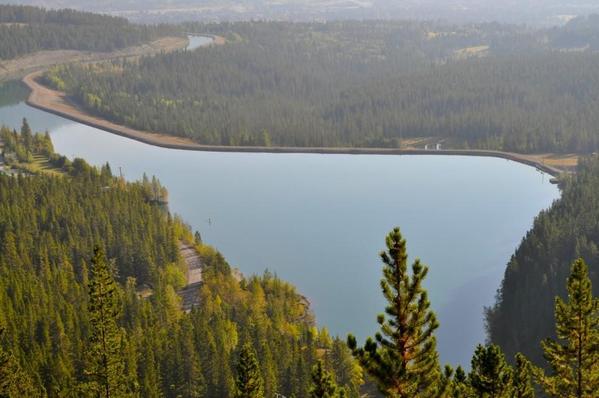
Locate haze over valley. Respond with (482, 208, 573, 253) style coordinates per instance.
(0, 2, 598, 397)
(3, 0, 599, 24)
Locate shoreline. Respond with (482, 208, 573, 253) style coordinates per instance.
(23, 72, 568, 178)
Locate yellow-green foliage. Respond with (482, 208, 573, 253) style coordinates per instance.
(0, 160, 361, 397)
(164, 262, 186, 290)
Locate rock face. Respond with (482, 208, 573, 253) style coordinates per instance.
(180, 243, 202, 285)
(178, 282, 202, 312)
(177, 242, 203, 312)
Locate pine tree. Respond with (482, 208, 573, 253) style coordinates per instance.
(537, 258, 599, 398)
(43, 131, 54, 154)
(435, 365, 454, 398)
(0, 336, 12, 396)
(449, 366, 471, 398)
(512, 353, 534, 398)
(468, 344, 512, 398)
(139, 335, 161, 398)
(85, 246, 127, 398)
(20, 118, 32, 150)
(235, 343, 264, 398)
(329, 339, 363, 397)
(170, 318, 204, 398)
(347, 228, 440, 397)
(309, 360, 345, 398)
(0, 326, 37, 397)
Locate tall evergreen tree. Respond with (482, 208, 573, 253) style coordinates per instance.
(468, 344, 512, 398)
(166, 318, 204, 398)
(0, 326, 37, 397)
(328, 339, 363, 397)
(434, 365, 454, 398)
(512, 353, 534, 398)
(347, 227, 440, 397)
(235, 343, 264, 398)
(85, 246, 127, 398)
(20, 118, 32, 150)
(537, 258, 599, 398)
(309, 360, 346, 398)
(449, 366, 470, 398)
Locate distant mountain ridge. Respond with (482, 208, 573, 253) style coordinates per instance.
(4, 0, 599, 25)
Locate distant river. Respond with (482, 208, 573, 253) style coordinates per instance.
(0, 79, 559, 367)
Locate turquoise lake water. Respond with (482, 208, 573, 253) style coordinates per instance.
(0, 77, 560, 367)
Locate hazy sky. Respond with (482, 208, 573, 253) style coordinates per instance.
(5, 0, 599, 25)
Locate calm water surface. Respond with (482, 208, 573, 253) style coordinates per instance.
(186, 35, 213, 50)
(0, 82, 560, 367)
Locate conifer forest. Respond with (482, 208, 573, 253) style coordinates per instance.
(1, 2, 599, 397)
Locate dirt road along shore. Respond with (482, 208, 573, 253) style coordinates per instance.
(23, 72, 572, 177)
(19, 32, 574, 177)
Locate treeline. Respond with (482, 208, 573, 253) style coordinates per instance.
(487, 155, 599, 364)
(0, 127, 361, 397)
(0, 81, 29, 108)
(548, 14, 599, 50)
(1, 119, 53, 163)
(42, 20, 454, 147)
(43, 19, 599, 153)
(1, 119, 112, 176)
(328, 52, 599, 152)
(0, 4, 179, 59)
(348, 228, 599, 397)
(1, 123, 598, 396)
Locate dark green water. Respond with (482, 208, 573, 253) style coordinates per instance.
(0, 80, 560, 366)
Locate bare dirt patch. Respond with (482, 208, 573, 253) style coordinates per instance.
(212, 35, 226, 45)
(527, 153, 579, 170)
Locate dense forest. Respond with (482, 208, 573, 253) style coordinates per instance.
(0, 5, 178, 59)
(42, 17, 599, 153)
(0, 123, 361, 397)
(0, 81, 28, 108)
(3, 7, 599, 395)
(487, 155, 599, 364)
(1, 122, 598, 396)
(547, 14, 599, 50)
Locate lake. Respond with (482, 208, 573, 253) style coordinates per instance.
(0, 80, 560, 367)
(187, 35, 214, 50)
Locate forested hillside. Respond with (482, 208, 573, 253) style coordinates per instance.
(42, 19, 599, 153)
(487, 155, 599, 363)
(547, 14, 599, 50)
(329, 53, 599, 152)
(2, 122, 598, 396)
(0, 126, 361, 397)
(0, 80, 28, 108)
(0, 5, 178, 59)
